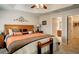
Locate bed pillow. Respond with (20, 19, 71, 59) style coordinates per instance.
(23, 29, 28, 32)
(13, 32, 22, 36)
(12, 29, 21, 32)
(22, 29, 28, 34)
(8, 29, 13, 36)
(20, 29, 22, 32)
(28, 31, 33, 34)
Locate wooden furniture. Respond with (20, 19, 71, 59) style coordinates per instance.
(57, 30, 62, 37)
(0, 34, 4, 48)
(4, 24, 34, 35)
(37, 38, 53, 54)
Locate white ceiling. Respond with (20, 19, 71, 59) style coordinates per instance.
(0, 4, 73, 14)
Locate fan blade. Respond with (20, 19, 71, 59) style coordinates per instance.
(31, 5, 35, 8)
(43, 5, 47, 9)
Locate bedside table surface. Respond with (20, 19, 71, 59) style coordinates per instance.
(0, 34, 4, 48)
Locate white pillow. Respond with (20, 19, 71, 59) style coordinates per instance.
(8, 29, 13, 35)
(28, 31, 33, 34)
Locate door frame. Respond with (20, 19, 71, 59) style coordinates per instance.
(67, 16, 69, 45)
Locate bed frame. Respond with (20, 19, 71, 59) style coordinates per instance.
(37, 38, 53, 54)
(4, 24, 34, 35)
(4, 24, 34, 53)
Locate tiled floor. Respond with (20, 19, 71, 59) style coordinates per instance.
(0, 46, 77, 54)
(0, 48, 8, 54)
(0, 48, 66, 54)
(54, 45, 78, 54)
(61, 38, 79, 54)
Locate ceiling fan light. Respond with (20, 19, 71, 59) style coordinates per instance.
(39, 4, 43, 8)
(31, 4, 47, 9)
(36, 4, 40, 8)
(31, 5, 35, 8)
(43, 5, 47, 9)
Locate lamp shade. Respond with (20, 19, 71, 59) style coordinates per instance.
(36, 24, 40, 27)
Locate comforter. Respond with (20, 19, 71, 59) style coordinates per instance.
(5, 33, 54, 53)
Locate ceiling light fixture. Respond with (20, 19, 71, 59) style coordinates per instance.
(31, 4, 47, 9)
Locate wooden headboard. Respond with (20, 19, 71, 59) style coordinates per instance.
(4, 24, 34, 35)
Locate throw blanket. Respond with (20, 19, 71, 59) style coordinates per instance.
(6, 33, 54, 53)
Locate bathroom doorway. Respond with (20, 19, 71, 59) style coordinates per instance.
(52, 17, 62, 43)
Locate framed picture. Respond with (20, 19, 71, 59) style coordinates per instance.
(42, 21, 47, 25)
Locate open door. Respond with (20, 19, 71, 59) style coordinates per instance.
(67, 15, 79, 44)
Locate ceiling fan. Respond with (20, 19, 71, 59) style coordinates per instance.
(31, 4, 47, 9)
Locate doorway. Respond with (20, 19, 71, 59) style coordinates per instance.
(52, 17, 62, 43)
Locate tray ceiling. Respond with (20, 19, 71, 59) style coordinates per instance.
(0, 4, 73, 14)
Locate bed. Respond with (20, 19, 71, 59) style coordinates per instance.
(4, 24, 59, 54)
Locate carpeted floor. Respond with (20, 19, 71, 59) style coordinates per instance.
(0, 48, 8, 54)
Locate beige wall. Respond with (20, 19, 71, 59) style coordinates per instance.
(52, 18, 58, 36)
(0, 10, 39, 32)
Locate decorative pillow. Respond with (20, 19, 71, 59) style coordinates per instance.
(12, 29, 21, 32)
(13, 32, 22, 36)
(22, 29, 28, 35)
(22, 32, 28, 35)
(28, 31, 33, 34)
(20, 29, 22, 32)
(8, 29, 13, 36)
(23, 29, 28, 32)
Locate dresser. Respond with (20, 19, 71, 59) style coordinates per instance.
(0, 34, 4, 48)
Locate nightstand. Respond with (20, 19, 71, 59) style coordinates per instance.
(36, 31, 43, 33)
(39, 31, 43, 33)
(0, 34, 4, 48)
